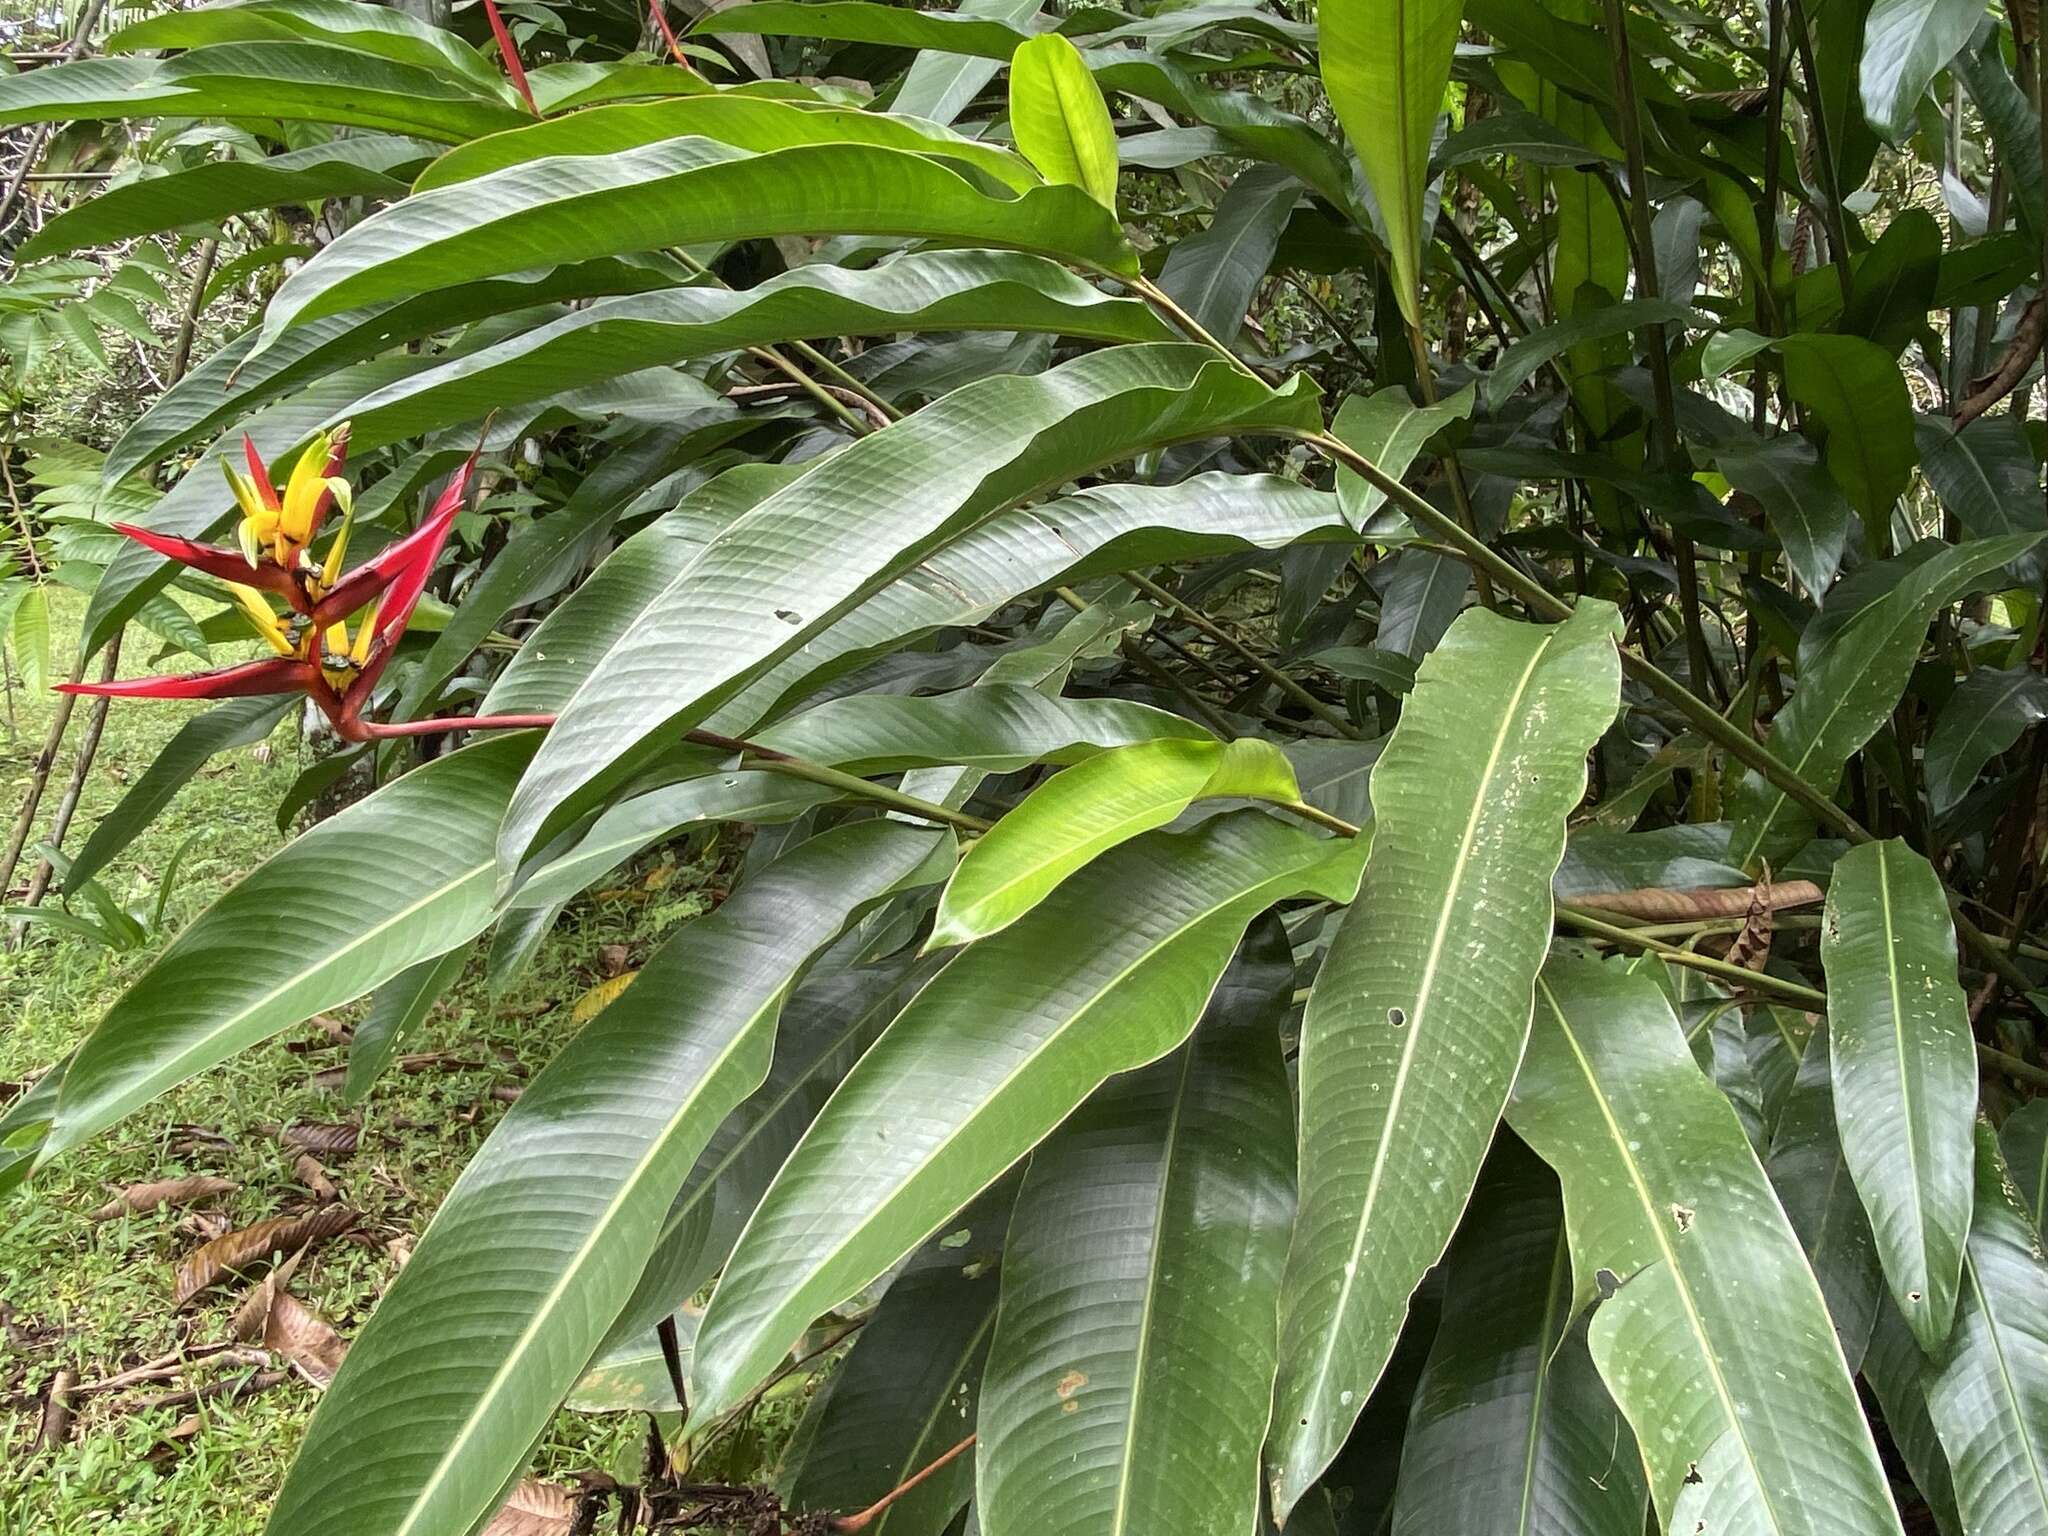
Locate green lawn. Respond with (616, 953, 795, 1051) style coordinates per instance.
(0, 594, 729, 1532)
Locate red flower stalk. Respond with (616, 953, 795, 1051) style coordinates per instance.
(648, 0, 695, 69)
(60, 449, 485, 744)
(481, 0, 539, 114)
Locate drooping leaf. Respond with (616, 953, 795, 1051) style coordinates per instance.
(1267, 600, 1625, 1518)
(1716, 435, 1854, 600)
(1919, 1122, 2048, 1536)
(1156, 166, 1297, 348)
(1915, 414, 2048, 583)
(495, 346, 1320, 868)
(1727, 533, 2047, 866)
(1317, 0, 1465, 325)
(1507, 957, 1907, 1536)
(341, 252, 1173, 444)
(1388, 1138, 1647, 1536)
(258, 138, 1138, 346)
(267, 820, 944, 1536)
(1820, 838, 1977, 1351)
(976, 917, 1296, 1536)
(42, 735, 537, 1164)
(1765, 1024, 1886, 1373)
(1860, 0, 1984, 141)
(930, 736, 1305, 948)
(1007, 33, 1119, 209)
(781, 1185, 1012, 1536)
(690, 811, 1369, 1424)
(344, 945, 470, 1105)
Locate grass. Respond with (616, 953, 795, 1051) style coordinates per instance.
(0, 592, 756, 1532)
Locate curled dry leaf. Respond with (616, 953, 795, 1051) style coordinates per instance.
(479, 1480, 579, 1536)
(260, 1289, 348, 1389)
(1722, 868, 1776, 973)
(293, 1153, 338, 1203)
(278, 1121, 360, 1157)
(1955, 295, 2048, 428)
(1569, 879, 1822, 922)
(89, 1175, 238, 1222)
(173, 1205, 356, 1307)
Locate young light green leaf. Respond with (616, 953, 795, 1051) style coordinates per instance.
(1007, 33, 1119, 209)
(10, 585, 50, 697)
(1267, 600, 1625, 1518)
(267, 821, 944, 1536)
(1318, 0, 1466, 325)
(977, 917, 1297, 1536)
(1920, 1121, 2048, 1536)
(44, 735, 538, 1164)
(1508, 957, 1907, 1536)
(930, 737, 1304, 948)
(1389, 1139, 1647, 1536)
(691, 812, 1369, 1425)
(1820, 840, 1977, 1351)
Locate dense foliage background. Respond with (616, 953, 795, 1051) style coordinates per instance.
(2, 0, 2047, 1531)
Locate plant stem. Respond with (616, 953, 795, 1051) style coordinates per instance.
(14, 633, 121, 924)
(829, 1435, 978, 1532)
(1786, 0, 1856, 310)
(1560, 905, 1826, 1001)
(1122, 570, 1362, 738)
(1406, 325, 1495, 610)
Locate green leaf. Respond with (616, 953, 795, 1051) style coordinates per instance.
(1728, 533, 2047, 865)
(42, 735, 536, 1163)
(1156, 165, 1297, 348)
(783, 1187, 1009, 1536)
(1920, 1121, 2048, 1535)
(1863, 1298, 1966, 1536)
(66, 695, 293, 892)
(1388, 1139, 1647, 1536)
(1007, 33, 1119, 209)
(495, 346, 1321, 868)
(485, 468, 1346, 728)
(0, 45, 530, 142)
(9, 585, 50, 697)
(1716, 435, 1853, 599)
(2001, 1098, 2048, 1228)
(932, 737, 1305, 948)
(1915, 415, 2048, 581)
(690, 0, 1035, 59)
(976, 917, 1297, 1536)
(1927, 664, 2048, 818)
(895, 0, 1038, 125)
(1507, 957, 1907, 1536)
(1820, 839, 1977, 1351)
(20, 137, 429, 260)
(342, 252, 1172, 444)
(690, 811, 1369, 1423)
(1330, 384, 1475, 531)
(344, 945, 470, 1106)
(1765, 1024, 1886, 1373)
(1860, 0, 1984, 141)
(259, 138, 1137, 346)
(108, 0, 511, 94)
(1482, 299, 1701, 411)
(267, 820, 944, 1536)
(415, 94, 1040, 195)
(1318, 0, 1464, 326)
(1773, 334, 1919, 523)
(1266, 600, 1625, 1518)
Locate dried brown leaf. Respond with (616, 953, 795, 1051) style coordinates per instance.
(262, 1290, 347, 1388)
(1569, 880, 1822, 922)
(306, 1065, 350, 1092)
(1956, 296, 2048, 428)
(480, 1480, 578, 1536)
(89, 1176, 238, 1222)
(1724, 869, 1776, 973)
(293, 1154, 338, 1203)
(173, 1206, 356, 1308)
(278, 1122, 359, 1157)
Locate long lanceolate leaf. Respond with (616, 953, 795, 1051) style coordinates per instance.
(1317, 0, 1464, 326)
(1266, 601, 1624, 1518)
(1389, 1138, 1647, 1536)
(340, 252, 1174, 442)
(976, 919, 1297, 1536)
(40, 735, 537, 1166)
(495, 346, 1321, 868)
(1506, 958, 1906, 1536)
(1820, 840, 1977, 1351)
(267, 821, 945, 1536)
(1920, 1122, 2048, 1536)
(690, 812, 1369, 1424)
(258, 138, 1138, 344)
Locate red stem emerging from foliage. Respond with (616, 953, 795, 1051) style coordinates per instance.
(480, 0, 538, 114)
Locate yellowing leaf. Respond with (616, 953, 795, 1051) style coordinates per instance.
(1008, 33, 1119, 210)
(570, 970, 638, 1024)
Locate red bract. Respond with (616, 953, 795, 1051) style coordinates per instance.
(481, 0, 538, 114)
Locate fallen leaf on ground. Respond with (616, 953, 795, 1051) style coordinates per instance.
(571, 971, 637, 1023)
(480, 1480, 578, 1536)
(277, 1122, 359, 1157)
(293, 1153, 338, 1202)
(235, 1269, 346, 1390)
(173, 1206, 356, 1307)
(90, 1176, 238, 1222)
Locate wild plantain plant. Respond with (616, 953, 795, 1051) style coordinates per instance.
(4, 0, 2048, 1531)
